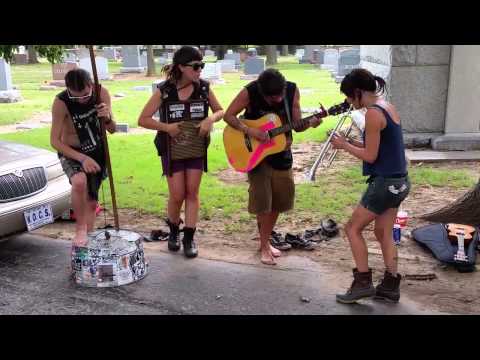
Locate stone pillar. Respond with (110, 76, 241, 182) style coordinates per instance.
(360, 45, 451, 147)
(432, 45, 480, 150)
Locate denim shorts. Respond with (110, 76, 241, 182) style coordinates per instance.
(360, 175, 411, 215)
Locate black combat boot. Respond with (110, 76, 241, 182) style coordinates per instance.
(166, 218, 181, 252)
(182, 227, 198, 258)
(375, 271, 402, 302)
(336, 268, 376, 304)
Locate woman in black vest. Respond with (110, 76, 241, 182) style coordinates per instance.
(331, 69, 410, 304)
(138, 46, 224, 258)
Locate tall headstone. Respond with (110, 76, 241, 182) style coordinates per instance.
(302, 45, 323, 63)
(79, 57, 111, 80)
(338, 49, 360, 76)
(0, 59, 13, 91)
(120, 45, 145, 73)
(0, 59, 22, 103)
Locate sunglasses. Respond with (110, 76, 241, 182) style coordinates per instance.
(67, 88, 92, 100)
(184, 62, 205, 71)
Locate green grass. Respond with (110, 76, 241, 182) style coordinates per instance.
(1, 57, 476, 227)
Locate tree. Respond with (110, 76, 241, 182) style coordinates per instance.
(27, 46, 38, 64)
(281, 45, 289, 56)
(146, 45, 156, 77)
(265, 45, 277, 65)
(0, 45, 65, 63)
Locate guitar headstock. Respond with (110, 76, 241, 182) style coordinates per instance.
(447, 223, 475, 240)
(315, 100, 351, 118)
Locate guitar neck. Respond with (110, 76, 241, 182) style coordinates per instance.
(268, 114, 319, 138)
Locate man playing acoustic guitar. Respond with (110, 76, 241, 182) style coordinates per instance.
(224, 69, 322, 265)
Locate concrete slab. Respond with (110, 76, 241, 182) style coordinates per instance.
(406, 149, 480, 163)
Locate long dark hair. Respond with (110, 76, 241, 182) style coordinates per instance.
(161, 46, 203, 83)
(340, 68, 387, 99)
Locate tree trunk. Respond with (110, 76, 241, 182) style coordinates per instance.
(281, 45, 289, 56)
(27, 46, 39, 64)
(146, 45, 156, 77)
(265, 45, 277, 65)
(420, 180, 480, 226)
(216, 45, 227, 60)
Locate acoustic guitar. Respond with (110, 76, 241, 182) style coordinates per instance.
(446, 223, 476, 262)
(223, 101, 350, 173)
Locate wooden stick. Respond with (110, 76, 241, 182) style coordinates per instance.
(88, 45, 120, 231)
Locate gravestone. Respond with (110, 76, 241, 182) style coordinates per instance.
(338, 49, 360, 76)
(79, 57, 112, 80)
(244, 57, 265, 75)
(247, 48, 257, 57)
(78, 48, 90, 59)
(13, 54, 28, 65)
(202, 62, 224, 83)
(225, 52, 241, 66)
(219, 59, 236, 72)
(120, 45, 145, 73)
(152, 80, 163, 118)
(0, 59, 22, 103)
(0, 59, 13, 91)
(205, 50, 215, 57)
(52, 63, 78, 81)
(321, 49, 339, 73)
(227, 49, 233, 54)
(156, 57, 169, 65)
(295, 49, 305, 59)
(18, 46, 26, 54)
(312, 49, 324, 64)
(63, 51, 78, 63)
(140, 54, 148, 68)
(103, 47, 118, 60)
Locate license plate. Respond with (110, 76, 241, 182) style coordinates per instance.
(24, 204, 54, 231)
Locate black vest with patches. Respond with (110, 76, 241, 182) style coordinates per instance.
(153, 79, 210, 171)
(244, 80, 296, 170)
(57, 87, 106, 170)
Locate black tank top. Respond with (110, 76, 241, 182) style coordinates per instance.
(56, 87, 106, 170)
(244, 80, 296, 170)
(362, 104, 407, 177)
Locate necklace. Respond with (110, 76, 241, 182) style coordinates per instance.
(176, 82, 192, 92)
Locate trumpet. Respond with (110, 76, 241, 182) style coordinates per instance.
(307, 104, 355, 181)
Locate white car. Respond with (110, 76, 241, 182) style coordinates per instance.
(0, 140, 71, 239)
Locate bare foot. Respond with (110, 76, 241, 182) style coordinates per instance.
(261, 250, 276, 265)
(270, 245, 281, 257)
(72, 232, 88, 248)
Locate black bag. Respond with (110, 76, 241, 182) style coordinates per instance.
(412, 223, 479, 272)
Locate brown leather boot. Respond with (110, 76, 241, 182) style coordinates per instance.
(336, 268, 376, 304)
(375, 271, 402, 303)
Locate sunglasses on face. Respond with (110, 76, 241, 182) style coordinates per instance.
(67, 88, 92, 100)
(184, 62, 205, 71)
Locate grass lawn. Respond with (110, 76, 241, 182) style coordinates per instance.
(1, 57, 476, 225)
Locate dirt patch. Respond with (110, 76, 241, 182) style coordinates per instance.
(32, 147, 480, 314)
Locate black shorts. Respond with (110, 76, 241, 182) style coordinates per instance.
(59, 155, 106, 201)
(360, 175, 411, 215)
